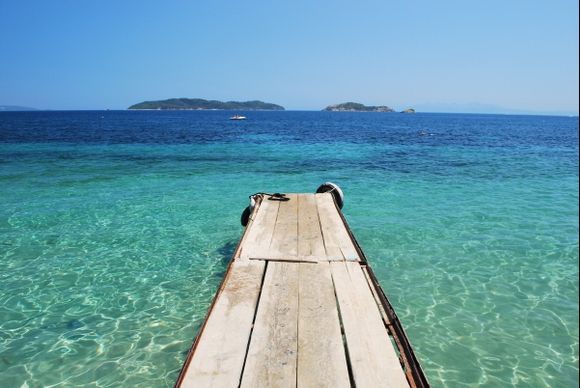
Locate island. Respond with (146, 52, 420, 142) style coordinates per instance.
(401, 108, 416, 114)
(0, 105, 37, 111)
(323, 102, 394, 112)
(128, 98, 285, 110)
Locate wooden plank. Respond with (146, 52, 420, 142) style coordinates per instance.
(316, 193, 342, 258)
(241, 261, 299, 388)
(316, 193, 359, 260)
(179, 260, 266, 388)
(330, 261, 409, 388)
(266, 193, 299, 258)
(297, 262, 350, 388)
(178, 191, 419, 388)
(239, 197, 280, 260)
(297, 194, 327, 258)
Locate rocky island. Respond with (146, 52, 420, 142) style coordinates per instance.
(128, 98, 285, 110)
(323, 102, 394, 112)
(401, 108, 416, 113)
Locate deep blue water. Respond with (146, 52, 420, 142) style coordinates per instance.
(0, 111, 578, 386)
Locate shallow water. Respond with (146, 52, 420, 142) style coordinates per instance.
(0, 111, 578, 386)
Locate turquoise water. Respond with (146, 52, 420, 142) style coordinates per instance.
(0, 111, 578, 386)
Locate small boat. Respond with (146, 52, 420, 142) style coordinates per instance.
(230, 115, 247, 120)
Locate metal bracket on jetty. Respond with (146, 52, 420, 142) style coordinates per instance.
(175, 183, 429, 388)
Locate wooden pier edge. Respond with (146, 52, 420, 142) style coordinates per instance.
(174, 193, 430, 388)
(173, 195, 267, 388)
(333, 198, 430, 388)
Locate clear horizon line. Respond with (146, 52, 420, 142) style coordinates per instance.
(1, 107, 578, 117)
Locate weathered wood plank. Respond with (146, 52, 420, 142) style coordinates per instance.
(330, 261, 409, 388)
(239, 197, 280, 260)
(180, 190, 416, 387)
(298, 194, 327, 258)
(316, 193, 343, 258)
(267, 193, 299, 258)
(316, 193, 359, 260)
(240, 261, 299, 388)
(179, 260, 266, 388)
(297, 262, 350, 388)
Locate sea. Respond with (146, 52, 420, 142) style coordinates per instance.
(0, 110, 578, 387)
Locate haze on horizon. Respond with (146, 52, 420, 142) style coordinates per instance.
(0, 0, 578, 115)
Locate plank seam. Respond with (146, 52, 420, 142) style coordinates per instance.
(174, 217, 259, 387)
(237, 260, 270, 388)
(267, 198, 283, 251)
(316, 195, 330, 257)
(331, 197, 428, 386)
(249, 257, 319, 263)
(295, 264, 301, 388)
(330, 262, 356, 388)
(298, 195, 304, 257)
(361, 266, 392, 327)
(292, 194, 299, 256)
(361, 265, 417, 385)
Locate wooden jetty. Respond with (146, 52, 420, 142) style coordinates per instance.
(176, 191, 429, 387)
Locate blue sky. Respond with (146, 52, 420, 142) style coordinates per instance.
(0, 0, 578, 114)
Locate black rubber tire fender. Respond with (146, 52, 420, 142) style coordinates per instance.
(316, 182, 344, 209)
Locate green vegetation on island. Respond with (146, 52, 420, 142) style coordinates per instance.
(128, 98, 285, 111)
(401, 108, 416, 113)
(323, 102, 394, 112)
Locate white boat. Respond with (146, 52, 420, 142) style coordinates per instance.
(229, 115, 247, 120)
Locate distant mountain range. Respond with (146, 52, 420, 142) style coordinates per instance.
(128, 98, 285, 110)
(0, 105, 37, 111)
(412, 102, 578, 116)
